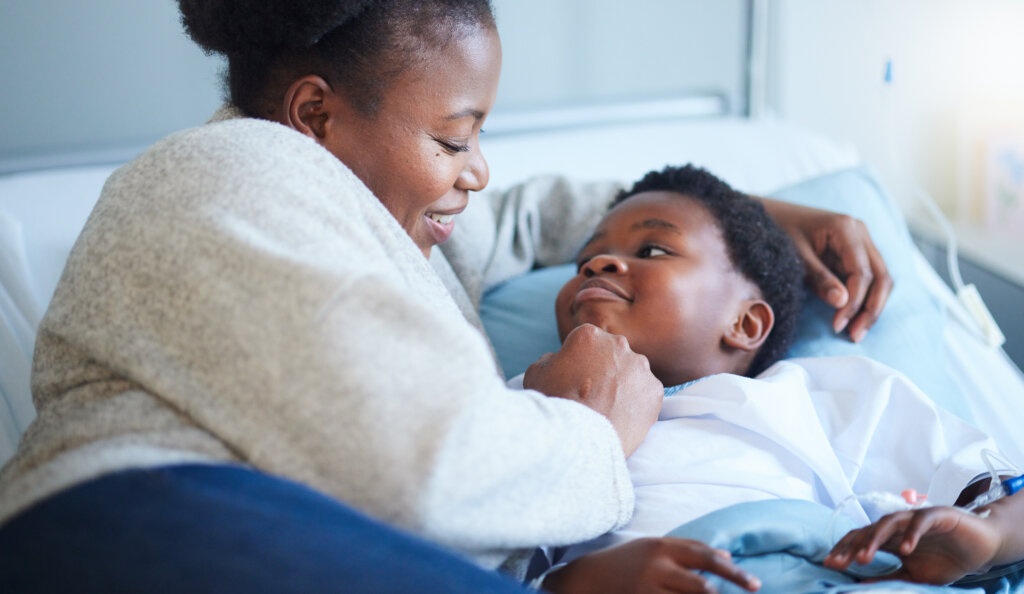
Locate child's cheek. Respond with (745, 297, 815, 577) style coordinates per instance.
(554, 282, 578, 341)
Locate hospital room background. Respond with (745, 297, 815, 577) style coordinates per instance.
(1, 0, 1023, 472)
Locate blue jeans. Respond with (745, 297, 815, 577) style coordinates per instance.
(0, 464, 533, 593)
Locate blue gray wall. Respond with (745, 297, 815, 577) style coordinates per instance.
(491, 0, 747, 113)
(0, 0, 223, 169)
(0, 0, 746, 170)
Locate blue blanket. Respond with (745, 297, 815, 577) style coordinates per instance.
(665, 500, 1024, 594)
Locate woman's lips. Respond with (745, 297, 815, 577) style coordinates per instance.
(423, 208, 464, 246)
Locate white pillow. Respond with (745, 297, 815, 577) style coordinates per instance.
(0, 213, 39, 462)
(0, 164, 114, 465)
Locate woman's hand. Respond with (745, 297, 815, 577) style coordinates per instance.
(823, 506, 1001, 585)
(758, 197, 893, 342)
(543, 537, 761, 594)
(524, 324, 662, 457)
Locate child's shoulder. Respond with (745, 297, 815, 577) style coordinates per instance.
(759, 355, 903, 382)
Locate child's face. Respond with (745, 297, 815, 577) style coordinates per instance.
(555, 191, 762, 386)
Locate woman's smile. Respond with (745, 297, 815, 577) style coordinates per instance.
(423, 203, 467, 245)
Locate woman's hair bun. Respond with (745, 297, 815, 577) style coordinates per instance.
(178, 0, 377, 55)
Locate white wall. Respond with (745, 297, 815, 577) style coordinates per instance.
(766, 0, 1024, 222)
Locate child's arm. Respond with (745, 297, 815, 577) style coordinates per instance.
(542, 537, 761, 593)
(823, 490, 1024, 584)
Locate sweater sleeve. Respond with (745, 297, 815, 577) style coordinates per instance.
(34, 121, 634, 567)
(440, 175, 623, 306)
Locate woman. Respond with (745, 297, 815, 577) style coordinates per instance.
(0, 1, 890, 592)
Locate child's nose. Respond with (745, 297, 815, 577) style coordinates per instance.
(582, 254, 629, 277)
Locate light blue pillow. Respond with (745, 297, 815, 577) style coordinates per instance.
(479, 167, 970, 422)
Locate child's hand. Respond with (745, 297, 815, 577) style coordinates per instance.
(823, 506, 1001, 584)
(543, 537, 761, 594)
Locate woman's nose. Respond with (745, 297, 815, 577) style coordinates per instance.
(582, 254, 629, 277)
(456, 144, 489, 192)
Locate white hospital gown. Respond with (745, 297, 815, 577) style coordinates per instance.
(560, 355, 1000, 562)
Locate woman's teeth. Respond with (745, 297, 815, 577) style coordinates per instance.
(429, 213, 455, 225)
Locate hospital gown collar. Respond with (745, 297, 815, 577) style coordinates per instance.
(663, 377, 708, 397)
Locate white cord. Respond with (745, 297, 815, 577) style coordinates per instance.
(982, 447, 1021, 484)
(881, 59, 1006, 348)
(961, 448, 1021, 513)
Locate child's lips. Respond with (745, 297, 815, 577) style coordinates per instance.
(572, 278, 632, 309)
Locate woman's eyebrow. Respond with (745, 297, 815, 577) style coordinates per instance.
(445, 108, 486, 121)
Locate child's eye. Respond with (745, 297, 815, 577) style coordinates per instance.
(637, 245, 669, 258)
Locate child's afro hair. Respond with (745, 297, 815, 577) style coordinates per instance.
(611, 164, 805, 376)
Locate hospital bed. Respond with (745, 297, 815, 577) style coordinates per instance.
(3, 99, 1024, 594)
(5, 0, 1020, 475)
(4, 2, 1024, 587)
(2, 105, 1023, 469)
(3, 105, 1024, 593)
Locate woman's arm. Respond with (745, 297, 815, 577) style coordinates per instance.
(755, 197, 893, 342)
(41, 125, 647, 568)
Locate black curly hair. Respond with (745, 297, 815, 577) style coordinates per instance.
(178, 0, 495, 118)
(611, 164, 805, 377)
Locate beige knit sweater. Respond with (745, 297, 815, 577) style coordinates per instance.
(0, 113, 632, 569)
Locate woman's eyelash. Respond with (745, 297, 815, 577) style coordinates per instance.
(434, 137, 470, 154)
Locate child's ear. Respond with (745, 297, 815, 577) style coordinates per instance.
(723, 300, 774, 352)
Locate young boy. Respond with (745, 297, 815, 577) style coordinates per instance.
(535, 164, 1024, 588)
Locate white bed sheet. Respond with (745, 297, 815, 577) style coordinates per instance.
(0, 164, 115, 463)
(914, 249, 1024, 465)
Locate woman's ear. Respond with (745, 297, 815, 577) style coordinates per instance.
(723, 299, 774, 352)
(280, 75, 335, 140)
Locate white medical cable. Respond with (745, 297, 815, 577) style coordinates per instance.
(881, 59, 1006, 348)
(982, 448, 1021, 478)
(979, 448, 1018, 507)
(963, 448, 1024, 513)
